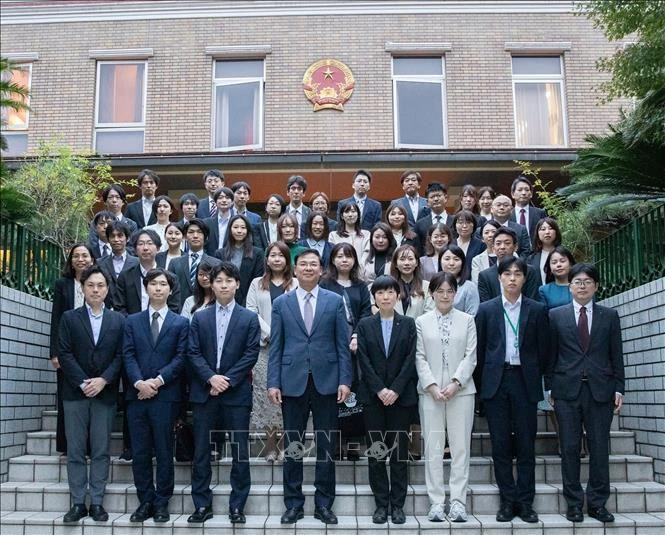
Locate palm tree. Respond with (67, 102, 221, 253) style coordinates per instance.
(1, 56, 31, 151)
(559, 87, 665, 212)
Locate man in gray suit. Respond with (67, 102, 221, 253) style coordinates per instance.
(267, 249, 352, 525)
(546, 263, 625, 524)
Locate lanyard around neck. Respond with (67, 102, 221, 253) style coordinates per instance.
(503, 307, 520, 347)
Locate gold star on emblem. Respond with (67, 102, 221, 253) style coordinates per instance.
(322, 67, 334, 79)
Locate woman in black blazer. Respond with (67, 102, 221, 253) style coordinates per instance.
(320, 242, 372, 459)
(453, 210, 487, 281)
(356, 275, 418, 525)
(50, 243, 95, 454)
(215, 214, 264, 306)
(298, 212, 334, 269)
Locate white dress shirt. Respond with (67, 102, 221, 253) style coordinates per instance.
(295, 285, 319, 324)
(215, 300, 236, 370)
(502, 296, 522, 365)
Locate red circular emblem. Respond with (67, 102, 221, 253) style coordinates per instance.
(303, 59, 355, 111)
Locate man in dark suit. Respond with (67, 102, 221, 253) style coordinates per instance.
(336, 169, 383, 232)
(123, 269, 188, 524)
(478, 228, 540, 302)
(414, 182, 454, 255)
(179, 193, 199, 225)
(89, 211, 115, 260)
(230, 181, 262, 225)
(285, 175, 311, 230)
(546, 263, 624, 524)
(489, 195, 531, 258)
(475, 257, 550, 524)
(268, 249, 353, 525)
(125, 169, 160, 229)
(509, 176, 547, 242)
(391, 170, 429, 228)
(98, 221, 139, 282)
(168, 219, 220, 312)
(87, 184, 138, 252)
(203, 186, 234, 255)
(57, 265, 125, 523)
(356, 275, 417, 525)
(196, 169, 224, 219)
(187, 262, 260, 524)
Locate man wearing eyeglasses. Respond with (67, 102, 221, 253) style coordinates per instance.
(545, 263, 624, 524)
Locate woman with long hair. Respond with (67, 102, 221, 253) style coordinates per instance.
(361, 222, 397, 283)
(144, 195, 176, 252)
(438, 245, 480, 316)
(477, 186, 496, 220)
(299, 212, 334, 268)
(329, 202, 370, 264)
(528, 217, 563, 285)
(453, 210, 486, 281)
(255, 194, 287, 251)
(180, 260, 217, 321)
(276, 212, 306, 265)
(420, 223, 452, 281)
(215, 214, 264, 306)
(321, 242, 372, 460)
(246, 242, 298, 461)
(457, 184, 480, 214)
(50, 243, 95, 454)
(156, 222, 184, 269)
(385, 203, 419, 250)
(309, 191, 338, 233)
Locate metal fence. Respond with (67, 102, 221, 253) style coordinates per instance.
(0, 217, 63, 300)
(592, 204, 665, 299)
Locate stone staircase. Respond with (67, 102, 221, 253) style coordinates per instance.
(1, 410, 665, 534)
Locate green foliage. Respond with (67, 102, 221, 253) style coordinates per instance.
(3, 140, 115, 254)
(0, 183, 35, 222)
(578, 0, 665, 101)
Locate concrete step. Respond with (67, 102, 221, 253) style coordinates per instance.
(40, 409, 621, 433)
(6, 453, 656, 486)
(1, 510, 663, 535)
(24, 429, 636, 458)
(2, 480, 665, 516)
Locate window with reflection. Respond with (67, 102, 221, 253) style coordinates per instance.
(1, 63, 31, 156)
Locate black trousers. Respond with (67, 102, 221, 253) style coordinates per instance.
(191, 398, 251, 510)
(363, 403, 412, 509)
(555, 382, 613, 509)
(484, 367, 538, 506)
(55, 369, 67, 453)
(127, 399, 177, 508)
(282, 375, 339, 510)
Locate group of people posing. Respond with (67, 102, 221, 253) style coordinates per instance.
(49, 168, 625, 526)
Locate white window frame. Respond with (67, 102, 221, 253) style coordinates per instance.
(391, 56, 448, 149)
(511, 55, 568, 148)
(93, 59, 147, 152)
(211, 59, 264, 152)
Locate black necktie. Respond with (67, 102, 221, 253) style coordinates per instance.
(151, 311, 160, 343)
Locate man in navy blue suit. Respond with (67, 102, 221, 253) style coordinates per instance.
(336, 169, 383, 231)
(230, 181, 262, 225)
(187, 262, 260, 524)
(391, 170, 429, 228)
(268, 249, 353, 525)
(196, 169, 224, 220)
(123, 268, 188, 524)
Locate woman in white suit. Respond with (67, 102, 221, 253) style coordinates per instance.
(246, 241, 298, 461)
(471, 219, 500, 282)
(415, 272, 477, 523)
(388, 244, 435, 318)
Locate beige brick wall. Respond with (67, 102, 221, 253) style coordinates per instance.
(0, 11, 627, 154)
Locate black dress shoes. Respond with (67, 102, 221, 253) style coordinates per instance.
(496, 502, 515, 522)
(588, 506, 615, 523)
(130, 502, 153, 523)
(89, 504, 108, 522)
(314, 506, 338, 524)
(391, 506, 406, 524)
(63, 504, 88, 523)
(229, 507, 246, 524)
(566, 505, 584, 522)
(153, 505, 170, 523)
(516, 503, 539, 523)
(372, 506, 388, 524)
(118, 449, 132, 461)
(280, 507, 304, 524)
(188, 505, 213, 523)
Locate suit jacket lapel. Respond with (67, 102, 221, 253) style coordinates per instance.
(589, 303, 601, 345)
(77, 306, 95, 345)
(155, 311, 175, 346)
(518, 298, 529, 349)
(133, 267, 143, 305)
(221, 306, 240, 354)
(285, 292, 308, 335)
(95, 308, 113, 347)
(387, 315, 402, 357)
(309, 290, 328, 334)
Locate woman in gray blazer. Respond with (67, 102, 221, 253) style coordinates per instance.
(415, 272, 477, 523)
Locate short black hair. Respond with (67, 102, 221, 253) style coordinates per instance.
(137, 169, 160, 186)
(370, 275, 400, 297)
(213, 186, 234, 202)
(493, 226, 518, 245)
(93, 210, 115, 225)
(452, 209, 477, 233)
(151, 195, 176, 217)
(511, 175, 533, 193)
(80, 264, 110, 287)
(294, 248, 321, 266)
(179, 192, 199, 208)
(353, 169, 373, 183)
(266, 193, 287, 213)
(429, 271, 458, 294)
(498, 256, 527, 276)
(568, 262, 599, 284)
(231, 181, 252, 195)
(143, 267, 175, 289)
(184, 218, 209, 240)
(287, 175, 308, 192)
(426, 182, 448, 195)
(102, 184, 126, 203)
(105, 220, 131, 240)
(203, 169, 224, 182)
(210, 261, 241, 283)
(132, 228, 162, 249)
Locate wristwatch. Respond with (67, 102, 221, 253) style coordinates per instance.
(452, 378, 462, 387)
